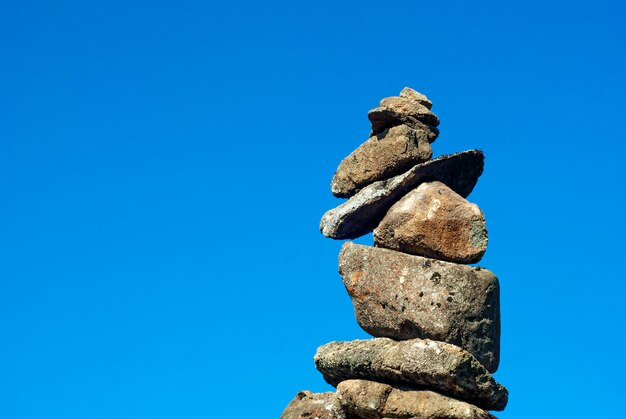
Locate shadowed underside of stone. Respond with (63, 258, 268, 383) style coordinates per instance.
(337, 379, 497, 419)
(374, 181, 488, 264)
(331, 124, 433, 198)
(339, 242, 500, 372)
(314, 338, 508, 411)
(320, 150, 484, 240)
(281, 390, 346, 419)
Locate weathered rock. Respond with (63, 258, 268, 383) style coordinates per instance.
(374, 181, 488, 264)
(320, 150, 484, 240)
(339, 242, 500, 372)
(337, 380, 496, 419)
(400, 87, 433, 109)
(314, 338, 508, 411)
(369, 96, 439, 135)
(368, 120, 439, 143)
(281, 390, 346, 419)
(331, 125, 433, 198)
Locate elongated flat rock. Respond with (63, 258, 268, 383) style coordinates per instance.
(314, 338, 508, 411)
(339, 242, 500, 372)
(331, 124, 433, 198)
(281, 390, 346, 419)
(337, 380, 496, 419)
(374, 181, 488, 264)
(369, 96, 439, 135)
(320, 150, 484, 240)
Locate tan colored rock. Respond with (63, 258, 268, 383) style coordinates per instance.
(400, 87, 433, 109)
(337, 380, 390, 418)
(379, 97, 438, 124)
(339, 242, 500, 372)
(337, 380, 496, 419)
(320, 150, 485, 240)
(368, 95, 439, 135)
(374, 181, 488, 264)
(281, 390, 346, 419)
(331, 125, 433, 198)
(314, 338, 508, 411)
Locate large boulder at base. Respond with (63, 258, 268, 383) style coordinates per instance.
(320, 150, 484, 240)
(281, 390, 346, 419)
(339, 242, 500, 372)
(400, 87, 433, 109)
(314, 338, 508, 411)
(331, 124, 433, 198)
(368, 96, 439, 135)
(374, 181, 488, 264)
(337, 379, 496, 419)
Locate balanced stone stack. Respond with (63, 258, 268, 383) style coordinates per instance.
(282, 88, 508, 418)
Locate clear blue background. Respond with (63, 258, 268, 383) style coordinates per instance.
(2, 1, 625, 417)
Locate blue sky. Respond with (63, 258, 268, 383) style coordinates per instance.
(1, 1, 625, 417)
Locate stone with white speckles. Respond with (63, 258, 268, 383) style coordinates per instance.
(337, 379, 497, 419)
(374, 181, 488, 264)
(280, 390, 346, 419)
(339, 242, 500, 372)
(314, 338, 508, 412)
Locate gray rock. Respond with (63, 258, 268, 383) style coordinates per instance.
(314, 338, 508, 411)
(320, 150, 484, 240)
(368, 96, 439, 135)
(339, 242, 500, 372)
(281, 390, 346, 419)
(374, 182, 488, 264)
(331, 125, 433, 198)
(337, 379, 497, 419)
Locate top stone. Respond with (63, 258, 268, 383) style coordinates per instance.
(368, 89, 440, 136)
(400, 87, 433, 109)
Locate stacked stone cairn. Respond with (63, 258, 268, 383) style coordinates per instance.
(281, 88, 508, 419)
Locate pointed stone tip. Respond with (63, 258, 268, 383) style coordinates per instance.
(319, 211, 334, 238)
(400, 87, 433, 109)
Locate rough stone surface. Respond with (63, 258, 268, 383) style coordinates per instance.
(320, 150, 484, 240)
(374, 181, 488, 264)
(368, 120, 439, 143)
(337, 380, 496, 419)
(400, 87, 433, 109)
(281, 390, 347, 419)
(339, 242, 500, 372)
(331, 125, 433, 198)
(368, 96, 439, 135)
(314, 338, 508, 411)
